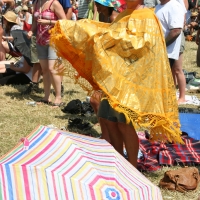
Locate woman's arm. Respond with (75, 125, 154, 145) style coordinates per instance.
(37, 19, 58, 25)
(2, 35, 13, 41)
(52, 1, 66, 19)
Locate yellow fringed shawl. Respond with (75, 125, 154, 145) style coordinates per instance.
(50, 8, 183, 144)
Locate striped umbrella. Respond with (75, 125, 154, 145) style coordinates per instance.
(0, 125, 163, 200)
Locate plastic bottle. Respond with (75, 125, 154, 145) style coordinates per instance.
(26, 101, 36, 106)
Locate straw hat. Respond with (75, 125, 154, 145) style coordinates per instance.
(191, 11, 198, 17)
(22, 5, 28, 11)
(2, 11, 18, 24)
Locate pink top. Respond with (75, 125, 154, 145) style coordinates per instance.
(34, 0, 58, 45)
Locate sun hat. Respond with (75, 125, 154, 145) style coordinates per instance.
(15, 6, 22, 14)
(94, 0, 126, 12)
(22, 5, 28, 11)
(191, 11, 198, 17)
(94, 0, 113, 8)
(2, 11, 18, 24)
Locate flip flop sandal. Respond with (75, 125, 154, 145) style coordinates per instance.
(37, 99, 52, 105)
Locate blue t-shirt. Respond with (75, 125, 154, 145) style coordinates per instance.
(59, 0, 71, 9)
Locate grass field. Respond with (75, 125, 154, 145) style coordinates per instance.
(0, 41, 200, 199)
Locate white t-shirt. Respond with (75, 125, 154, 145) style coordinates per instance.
(176, 0, 187, 14)
(155, 0, 184, 60)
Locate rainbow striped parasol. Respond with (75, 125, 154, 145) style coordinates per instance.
(0, 125, 162, 200)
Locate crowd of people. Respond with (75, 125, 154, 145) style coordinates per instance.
(0, 0, 199, 167)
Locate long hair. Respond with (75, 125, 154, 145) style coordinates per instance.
(5, 21, 16, 35)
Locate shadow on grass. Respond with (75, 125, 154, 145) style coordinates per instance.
(65, 90, 80, 95)
(3, 83, 44, 99)
(67, 126, 101, 138)
(4, 91, 44, 101)
(55, 113, 100, 138)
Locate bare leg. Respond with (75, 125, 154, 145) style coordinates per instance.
(99, 117, 123, 155)
(118, 122, 139, 167)
(39, 59, 51, 102)
(172, 53, 186, 104)
(48, 59, 62, 104)
(90, 93, 111, 142)
(90, 96, 100, 115)
(99, 117, 111, 143)
(32, 63, 42, 83)
(99, 117, 139, 167)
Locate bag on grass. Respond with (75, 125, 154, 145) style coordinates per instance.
(159, 167, 200, 193)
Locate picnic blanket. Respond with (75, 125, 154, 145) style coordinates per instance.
(179, 113, 200, 140)
(137, 132, 200, 172)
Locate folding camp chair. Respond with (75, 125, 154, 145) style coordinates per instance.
(6, 30, 32, 66)
(6, 49, 22, 62)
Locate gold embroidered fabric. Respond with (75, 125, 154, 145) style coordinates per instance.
(50, 8, 183, 144)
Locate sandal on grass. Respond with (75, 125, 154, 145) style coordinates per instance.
(37, 99, 52, 105)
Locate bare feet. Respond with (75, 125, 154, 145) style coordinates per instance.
(178, 98, 187, 105)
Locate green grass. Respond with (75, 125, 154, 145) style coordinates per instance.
(0, 41, 200, 200)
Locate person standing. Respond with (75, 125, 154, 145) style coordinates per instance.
(171, 0, 188, 104)
(50, 0, 183, 167)
(27, 0, 66, 106)
(21, 5, 32, 31)
(77, 0, 90, 19)
(155, 0, 185, 104)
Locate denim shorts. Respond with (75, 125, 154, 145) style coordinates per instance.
(36, 44, 57, 60)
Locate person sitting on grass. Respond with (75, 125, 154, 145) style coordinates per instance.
(0, 57, 32, 85)
(0, 11, 22, 61)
